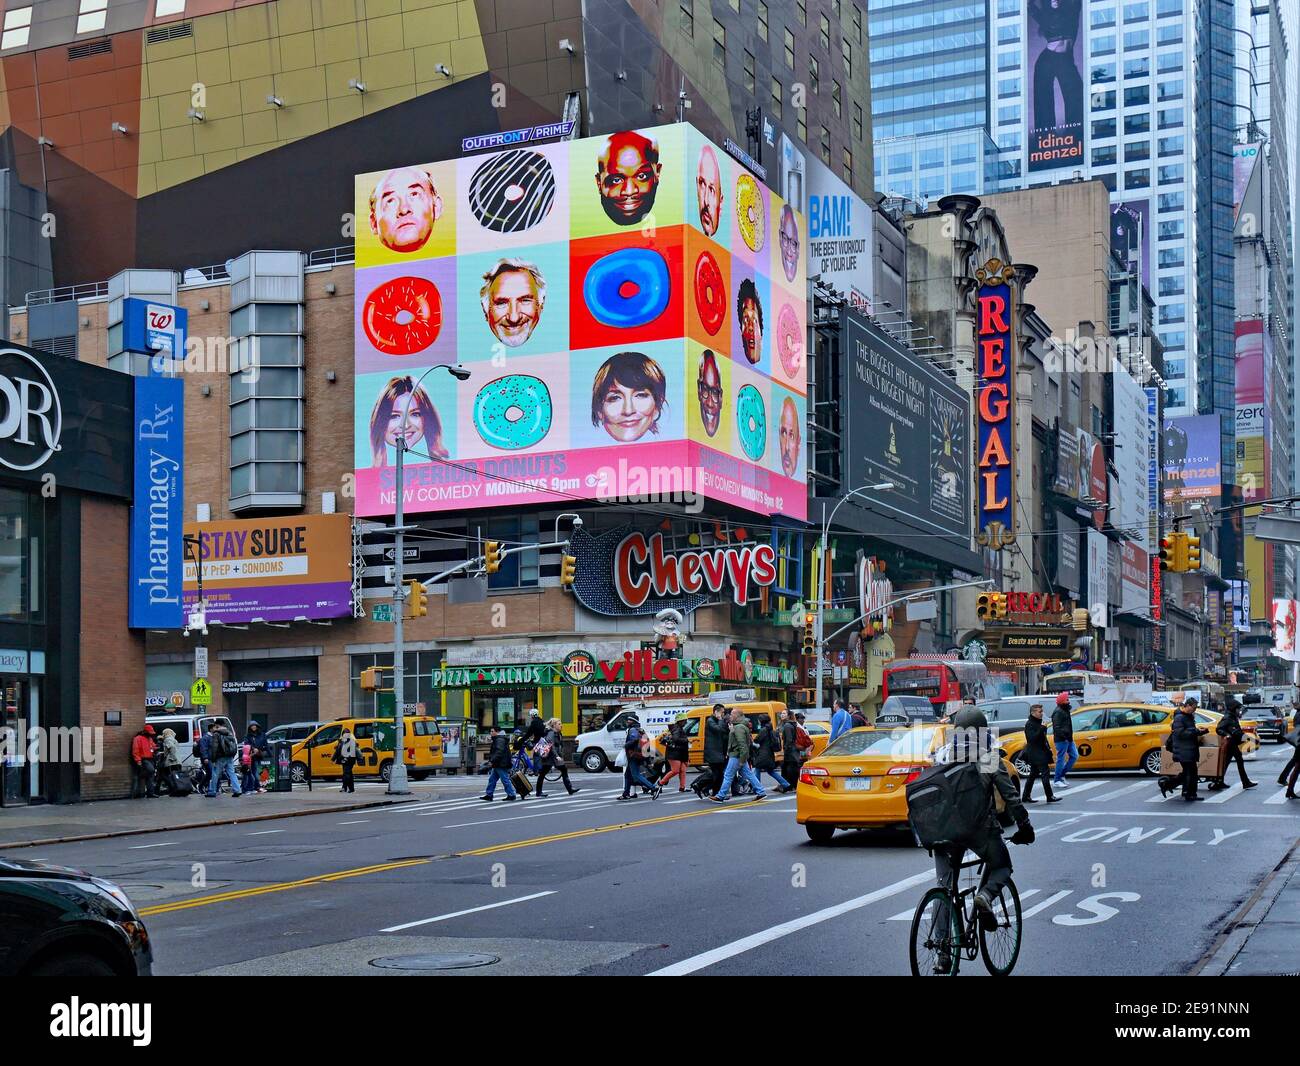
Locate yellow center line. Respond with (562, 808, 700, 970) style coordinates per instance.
(138, 799, 778, 917)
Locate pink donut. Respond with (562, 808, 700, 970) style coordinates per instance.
(777, 302, 803, 378)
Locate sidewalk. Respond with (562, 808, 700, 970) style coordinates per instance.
(0, 780, 448, 850)
(1197, 839, 1300, 976)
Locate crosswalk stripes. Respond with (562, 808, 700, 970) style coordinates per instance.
(1265, 788, 1292, 805)
(1088, 781, 1151, 803)
(1050, 780, 1106, 798)
(1202, 784, 1240, 804)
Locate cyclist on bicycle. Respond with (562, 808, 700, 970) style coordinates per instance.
(937, 708, 1035, 925)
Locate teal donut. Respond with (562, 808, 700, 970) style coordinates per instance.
(474, 374, 553, 450)
(736, 384, 766, 461)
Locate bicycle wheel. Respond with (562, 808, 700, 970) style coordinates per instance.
(978, 879, 1022, 976)
(909, 887, 960, 976)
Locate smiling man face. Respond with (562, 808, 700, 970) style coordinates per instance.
(696, 145, 723, 237)
(370, 166, 442, 253)
(481, 261, 545, 347)
(595, 131, 662, 226)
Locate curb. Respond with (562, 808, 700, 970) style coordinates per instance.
(1193, 836, 1300, 976)
(0, 794, 429, 850)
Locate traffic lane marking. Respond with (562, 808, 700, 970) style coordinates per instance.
(337, 820, 370, 825)
(128, 842, 179, 850)
(645, 869, 936, 976)
(247, 829, 285, 835)
(380, 890, 556, 933)
(1047, 780, 1106, 797)
(442, 802, 624, 828)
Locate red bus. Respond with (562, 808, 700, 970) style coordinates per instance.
(882, 657, 992, 714)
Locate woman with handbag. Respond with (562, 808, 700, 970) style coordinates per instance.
(534, 718, 580, 798)
(335, 727, 359, 793)
(1210, 699, 1256, 791)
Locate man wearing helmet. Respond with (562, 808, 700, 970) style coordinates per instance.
(937, 707, 1035, 924)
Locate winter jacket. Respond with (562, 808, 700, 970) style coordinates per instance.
(1023, 715, 1053, 768)
(829, 708, 852, 741)
(752, 722, 780, 771)
(540, 727, 565, 766)
(663, 725, 690, 763)
(1170, 709, 1205, 762)
(1051, 705, 1074, 741)
(727, 718, 752, 760)
(131, 732, 156, 765)
(524, 716, 546, 744)
(337, 733, 358, 761)
(1216, 707, 1245, 745)
(244, 728, 268, 756)
(158, 734, 182, 770)
(197, 732, 212, 762)
(780, 720, 799, 761)
(704, 716, 730, 762)
(488, 733, 512, 769)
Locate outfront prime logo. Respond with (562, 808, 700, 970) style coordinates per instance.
(0, 347, 62, 472)
(49, 997, 151, 1046)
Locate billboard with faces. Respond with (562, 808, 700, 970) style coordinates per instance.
(352, 124, 808, 520)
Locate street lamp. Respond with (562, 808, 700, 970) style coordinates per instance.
(388, 362, 470, 795)
(814, 483, 895, 705)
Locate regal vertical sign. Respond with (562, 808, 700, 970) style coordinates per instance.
(975, 262, 1015, 548)
(129, 375, 185, 628)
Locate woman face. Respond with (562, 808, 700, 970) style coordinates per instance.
(599, 380, 660, 441)
(384, 392, 426, 450)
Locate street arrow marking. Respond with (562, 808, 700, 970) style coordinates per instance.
(380, 891, 556, 932)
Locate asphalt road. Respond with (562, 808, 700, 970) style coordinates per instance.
(9, 745, 1300, 977)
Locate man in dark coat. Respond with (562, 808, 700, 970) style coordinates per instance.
(1210, 698, 1256, 791)
(779, 710, 802, 795)
(479, 725, 518, 801)
(1050, 693, 1077, 787)
(1021, 703, 1059, 803)
(703, 703, 730, 796)
(752, 718, 793, 793)
(1170, 699, 1208, 801)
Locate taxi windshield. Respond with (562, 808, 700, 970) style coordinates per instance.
(824, 727, 938, 760)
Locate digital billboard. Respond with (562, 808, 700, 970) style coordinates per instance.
(1111, 200, 1150, 292)
(1161, 415, 1222, 504)
(1027, 0, 1084, 173)
(352, 124, 808, 521)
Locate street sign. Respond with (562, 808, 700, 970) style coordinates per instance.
(191, 678, 212, 706)
(382, 547, 419, 562)
(170, 691, 185, 708)
(194, 646, 208, 678)
(371, 602, 394, 622)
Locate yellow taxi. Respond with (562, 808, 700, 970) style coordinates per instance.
(652, 700, 789, 768)
(796, 722, 1019, 843)
(290, 716, 443, 784)
(997, 703, 1257, 777)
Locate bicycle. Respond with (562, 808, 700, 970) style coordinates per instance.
(908, 847, 1022, 977)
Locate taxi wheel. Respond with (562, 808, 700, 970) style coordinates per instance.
(290, 761, 308, 784)
(379, 759, 394, 783)
(805, 823, 835, 844)
(1141, 749, 1163, 776)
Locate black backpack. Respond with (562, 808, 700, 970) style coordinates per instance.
(212, 730, 237, 759)
(906, 762, 991, 849)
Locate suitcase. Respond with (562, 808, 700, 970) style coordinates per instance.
(511, 770, 533, 796)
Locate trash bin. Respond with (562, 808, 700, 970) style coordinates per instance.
(269, 740, 293, 792)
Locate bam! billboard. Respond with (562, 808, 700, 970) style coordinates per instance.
(352, 124, 807, 521)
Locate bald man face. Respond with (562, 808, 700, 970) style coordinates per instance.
(779, 398, 801, 477)
(697, 147, 723, 237)
(370, 167, 442, 253)
(596, 133, 662, 225)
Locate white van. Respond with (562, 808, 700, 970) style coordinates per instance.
(575, 689, 757, 773)
(144, 711, 235, 773)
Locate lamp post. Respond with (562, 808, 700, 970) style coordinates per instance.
(388, 362, 469, 795)
(814, 483, 894, 705)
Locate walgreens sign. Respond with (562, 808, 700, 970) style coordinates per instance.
(615, 531, 777, 609)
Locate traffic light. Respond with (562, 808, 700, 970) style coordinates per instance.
(407, 579, 428, 618)
(801, 611, 816, 656)
(485, 540, 503, 574)
(1072, 608, 1090, 631)
(1184, 533, 1201, 571)
(976, 592, 994, 620)
(989, 593, 1007, 620)
(360, 667, 381, 691)
(1160, 534, 1178, 570)
(560, 554, 577, 586)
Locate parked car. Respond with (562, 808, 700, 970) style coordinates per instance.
(143, 711, 236, 773)
(976, 695, 1078, 736)
(0, 859, 151, 976)
(1239, 704, 1289, 743)
(264, 721, 320, 746)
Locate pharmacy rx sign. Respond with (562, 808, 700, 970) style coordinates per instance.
(975, 260, 1016, 549)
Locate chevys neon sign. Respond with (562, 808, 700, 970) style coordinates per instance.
(975, 260, 1016, 548)
(615, 531, 778, 609)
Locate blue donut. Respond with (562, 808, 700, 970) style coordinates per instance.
(736, 384, 766, 462)
(474, 374, 553, 450)
(583, 247, 671, 328)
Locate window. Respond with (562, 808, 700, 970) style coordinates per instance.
(998, 23, 1020, 43)
(1158, 107, 1183, 129)
(1092, 34, 1116, 56)
(784, 28, 794, 69)
(0, 488, 44, 622)
(1093, 145, 1117, 166)
(1158, 276, 1184, 296)
(486, 514, 540, 590)
(1125, 140, 1149, 161)
(1159, 303, 1185, 324)
(819, 13, 830, 51)
(1158, 134, 1183, 156)
(1, 6, 30, 50)
(680, 0, 693, 37)
(712, 18, 725, 65)
(1158, 219, 1184, 240)
(797, 0, 807, 26)
(1091, 7, 1116, 27)
(1124, 85, 1149, 107)
(743, 49, 755, 93)
(1123, 28, 1148, 50)
(842, 147, 853, 183)
(758, 1, 768, 40)
(1124, 113, 1150, 134)
(1098, 173, 1117, 192)
(1157, 51, 1181, 73)
(1125, 168, 1150, 189)
(997, 104, 1021, 125)
(999, 0, 1018, 11)
(1157, 0, 1180, 12)
(997, 158, 1021, 179)
(1157, 191, 1183, 212)
(1158, 248, 1185, 268)
(1158, 163, 1183, 185)
(831, 78, 841, 118)
(1092, 63, 1116, 83)
(1123, 57, 1149, 77)
(1157, 79, 1183, 101)
(999, 76, 1021, 98)
(819, 125, 830, 163)
(842, 36, 852, 78)
(156, 0, 186, 15)
(832, 0, 840, 16)
(77, 0, 107, 34)
(1072, 709, 1106, 732)
(797, 105, 807, 142)
(998, 49, 1020, 70)
(1093, 118, 1117, 139)
(853, 101, 863, 140)
(1093, 90, 1115, 110)
(852, 5, 862, 44)
(1156, 23, 1182, 45)
(771, 76, 782, 119)
(887, 152, 911, 175)
(1123, 1, 1149, 19)
(809, 54, 819, 94)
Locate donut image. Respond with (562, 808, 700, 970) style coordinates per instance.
(735, 173, 765, 252)
(693, 250, 726, 337)
(473, 373, 553, 450)
(468, 149, 556, 233)
(736, 384, 767, 462)
(362, 276, 442, 355)
(777, 302, 803, 378)
(583, 247, 671, 329)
